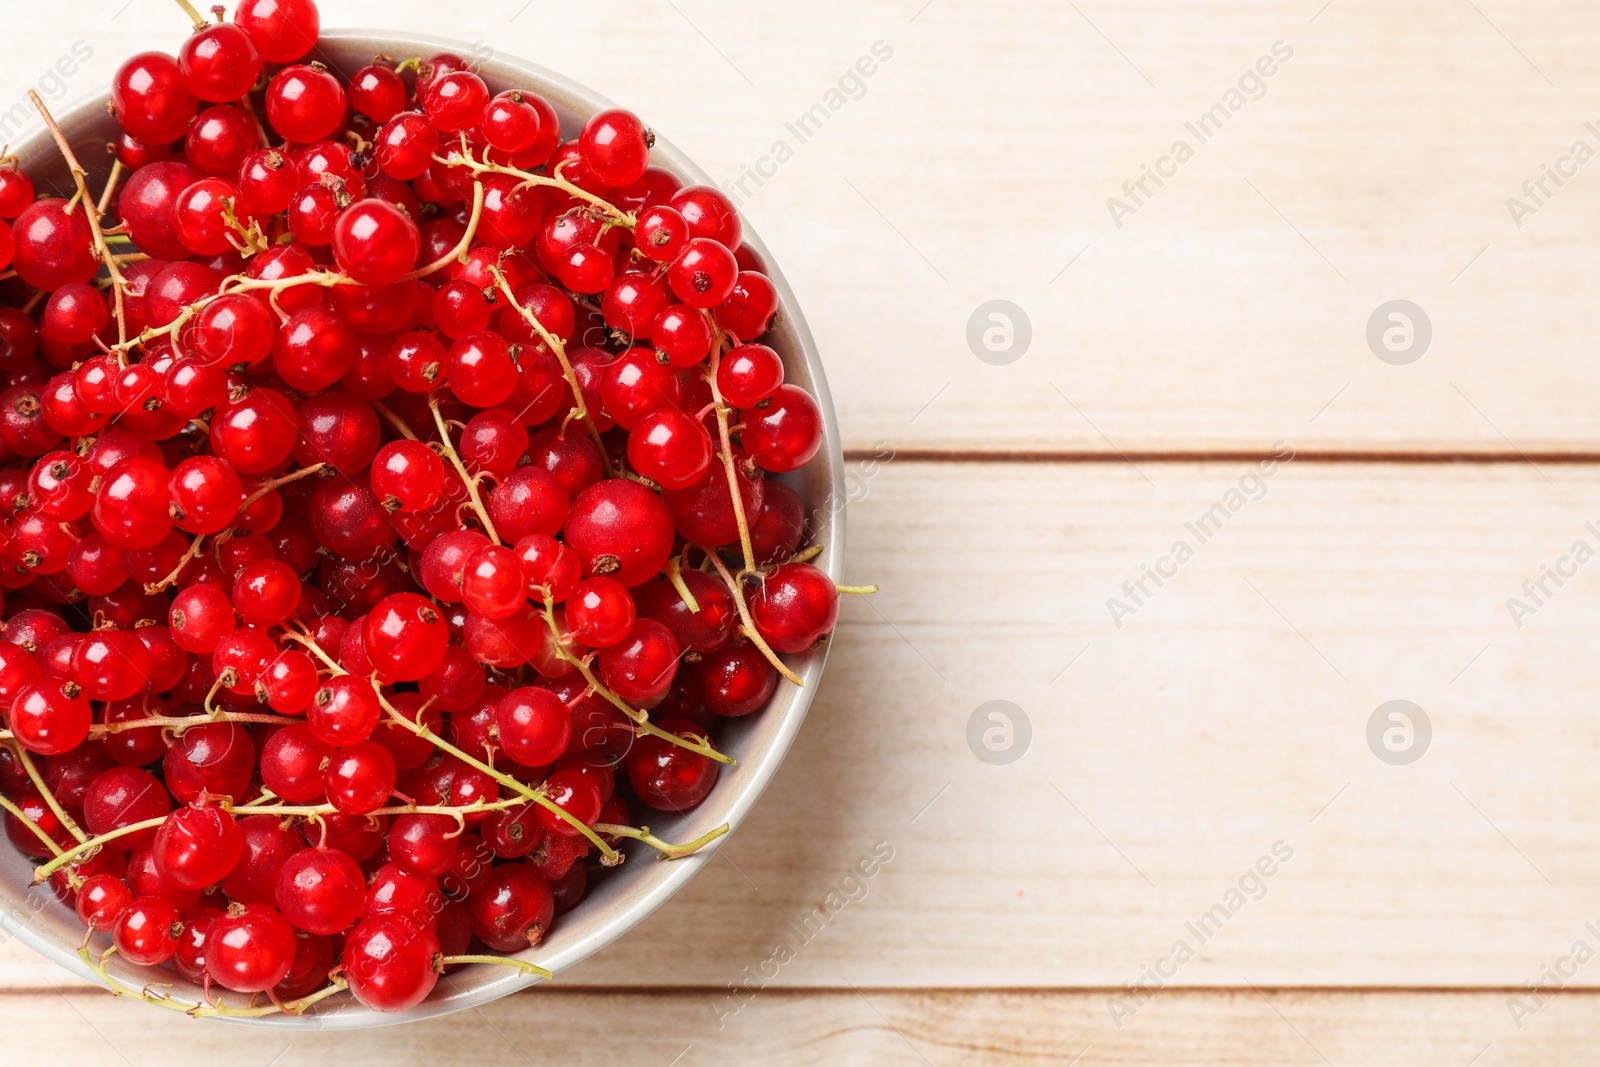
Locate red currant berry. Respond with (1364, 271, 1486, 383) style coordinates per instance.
(626, 717, 720, 811)
(747, 561, 839, 652)
(342, 915, 439, 1012)
(152, 803, 243, 889)
(112, 52, 198, 145)
(466, 864, 553, 950)
(370, 439, 447, 514)
(277, 846, 366, 935)
(333, 198, 421, 286)
(265, 64, 347, 144)
(742, 384, 824, 473)
(233, 0, 320, 64)
(206, 903, 297, 992)
(114, 896, 185, 965)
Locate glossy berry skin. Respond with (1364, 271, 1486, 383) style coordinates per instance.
(562, 479, 675, 587)
(173, 177, 252, 257)
(70, 629, 152, 701)
(718, 271, 780, 340)
(717, 343, 784, 407)
(482, 90, 541, 153)
(350, 64, 408, 122)
(168, 455, 242, 535)
(342, 916, 439, 1012)
(627, 407, 714, 491)
(169, 582, 236, 654)
(112, 52, 198, 145)
(740, 384, 824, 473)
(370, 440, 446, 513)
(596, 619, 680, 702)
(424, 71, 490, 133)
(324, 740, 396, 815)
(634, 205, 688, 263)
(670, 185, 742, 248)
(8, 679, 92, 755)
(210, 388, 299, 474)
(265, 64, 346, 144)
(697, 643, 778, 716)
(82, 766, 170, 850)
(485, 467, 568, 544)
(260, 724, 332, 803)
(375, 111, 439, 181)
(626, 717, 720, 812)
(276, 847, 366, 935)
(11, 199, 97, 293)
(76, 872, 133, 931)
(233, 558, 301, 625)
(206, 904, 297, 993)
(309, 675, 382, 747)
(668, 238, 738, 309)
(333, 199, 421, 285)
(151, 804, 244, 889)
(466, 864, 554, 951)
(388, 813, 460, 879)
(114, 896, 185, 965)
(495, 686, 571, 767)
(579, 109, 651, 187)
(179, 22, 262, 103)
(234, 0, 321, 63)
(364, 593, 448, 681)
(566, 577, 635, 648)
(748, 562, 839, 653)
(460, 544, 527, 620)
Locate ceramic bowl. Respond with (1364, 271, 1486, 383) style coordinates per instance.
(0, 29, 843, 1028)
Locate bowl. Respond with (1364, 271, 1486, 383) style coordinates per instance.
(0, 29, 844, 1028)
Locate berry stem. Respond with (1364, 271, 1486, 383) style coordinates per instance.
(0, 791, 65, 857)
(91, 711, 294, 735)
(704, 317, 757, 574)
(490, 266, 599, 433)
(9, 741, 87, 843)
(143, 533, 207, 593)
(35, 816, 167, 878)
(702, 550, 805, 687)
(836, 584, 879, 594)
(278, 626, 621, 862)
(28, 93, 130, 349)
(368, 398, 420, 441)
(666, 554, 701, 613)
(402, 179, 484, 280)
(95, 159, 124, 218)
(534, 593, 735, 766)
(239, 463, 326, 515)
(442, 147, 635, 228)
(439, 954, 552, 980)
(595, 821, 730, 860)
(426, 391, 501, 544)
(171, 0, 208, 29)
(86, 943, 349, 1017)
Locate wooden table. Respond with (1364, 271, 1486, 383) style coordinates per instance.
(5, 0, 1599, 1062)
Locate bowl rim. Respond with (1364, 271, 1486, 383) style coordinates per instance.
(0, 27, 846, 1029)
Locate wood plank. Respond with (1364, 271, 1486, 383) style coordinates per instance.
(6, 459, 1600, 991)
(2, 987, 1599, 1065)
(6, 3, 1600, 454)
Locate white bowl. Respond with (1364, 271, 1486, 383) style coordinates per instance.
(0, 29, 844, 1028)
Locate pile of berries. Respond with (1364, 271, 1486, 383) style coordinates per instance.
(0, 0, 846, 1017)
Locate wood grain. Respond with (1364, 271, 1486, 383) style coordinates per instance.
(2, 986, 1598, 1066)
(5, 2, 1600, 455)
(4, 460, 1597, 993)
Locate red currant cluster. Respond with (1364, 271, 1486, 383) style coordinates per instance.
(0, 0, 851, 1018)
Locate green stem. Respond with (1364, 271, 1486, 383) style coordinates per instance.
(595, 822, 730, 860)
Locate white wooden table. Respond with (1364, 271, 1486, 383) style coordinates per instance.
(6, 1, 1600, 1062)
